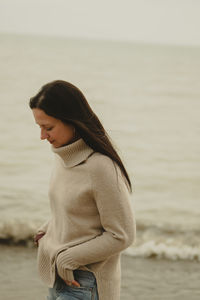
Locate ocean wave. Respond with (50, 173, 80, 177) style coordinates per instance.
(126, 219, 200, 261)
(0, 219, 41, 246)
(1, 219, 200, 261)
(124, 241, 200, 261)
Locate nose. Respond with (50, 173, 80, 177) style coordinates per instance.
(40, 128, 49, 140)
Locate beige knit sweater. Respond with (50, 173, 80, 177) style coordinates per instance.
(36, 138, 136, 300)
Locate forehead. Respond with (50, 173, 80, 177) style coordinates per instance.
(32, 108, 56, 126)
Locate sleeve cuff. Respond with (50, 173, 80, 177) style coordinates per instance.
(56, 249, 80, 281)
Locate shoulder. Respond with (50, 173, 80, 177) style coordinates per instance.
(87, 152, 118, 173)
(86, 152, 130, 194)
(86, 151, 123, 183)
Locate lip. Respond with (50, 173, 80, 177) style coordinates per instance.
(49, 140, 54, 144)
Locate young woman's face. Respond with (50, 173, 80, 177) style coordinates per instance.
(32, 108, 75, 148)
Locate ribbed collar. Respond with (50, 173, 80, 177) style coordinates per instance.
(51, 138, 94, 168)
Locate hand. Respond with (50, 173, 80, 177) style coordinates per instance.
(64, 279, 81, 288)
(34, 232, 45, 247)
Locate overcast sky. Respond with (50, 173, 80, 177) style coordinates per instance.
(0, 0, 200, 45)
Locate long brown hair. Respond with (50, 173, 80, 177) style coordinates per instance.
(29, 80, 132, 193)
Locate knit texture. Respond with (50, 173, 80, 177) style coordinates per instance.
(36, 138, 136, 300)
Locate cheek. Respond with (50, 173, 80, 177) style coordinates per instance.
(56, 129, 71, 141)
(63, 131, 73, 140)
(49, 129, 57, 139)
(62, 126, 74, 139)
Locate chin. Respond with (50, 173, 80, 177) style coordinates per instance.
(52, 144, 59, 148)
(53, 143, 64, 148)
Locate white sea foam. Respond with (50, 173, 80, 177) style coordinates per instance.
(124, 241, 200, 261)
(0, 219, 41, 243)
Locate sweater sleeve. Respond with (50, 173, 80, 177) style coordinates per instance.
(56, 156, 136, 271)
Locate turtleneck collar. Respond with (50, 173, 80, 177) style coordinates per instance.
(51, 138, 94, 168)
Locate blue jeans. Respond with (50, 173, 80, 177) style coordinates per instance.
(47, 270, 99, 300)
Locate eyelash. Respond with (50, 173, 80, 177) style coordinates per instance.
(46, 127, 53, 131)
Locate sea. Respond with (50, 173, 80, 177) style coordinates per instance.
(0, 32, 200, 265)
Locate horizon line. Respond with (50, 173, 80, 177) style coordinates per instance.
(1, 30, 200, 49)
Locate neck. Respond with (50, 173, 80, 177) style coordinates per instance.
(61, 133, 81, 147)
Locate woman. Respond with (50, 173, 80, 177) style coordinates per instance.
(30, 80, 136, 300)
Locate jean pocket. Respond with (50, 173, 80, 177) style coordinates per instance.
(56, 278, 94, 294)
(73, 270, 96, 290)
(58, 283, 94, 300)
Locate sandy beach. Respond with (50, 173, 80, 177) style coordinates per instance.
(0, 245, 199, 300)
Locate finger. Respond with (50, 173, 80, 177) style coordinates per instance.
(72, 280, 80, 287)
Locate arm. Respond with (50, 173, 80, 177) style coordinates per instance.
(56, 157, 136, 274)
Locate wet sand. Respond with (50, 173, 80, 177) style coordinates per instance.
(0, 245, 199, 300)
